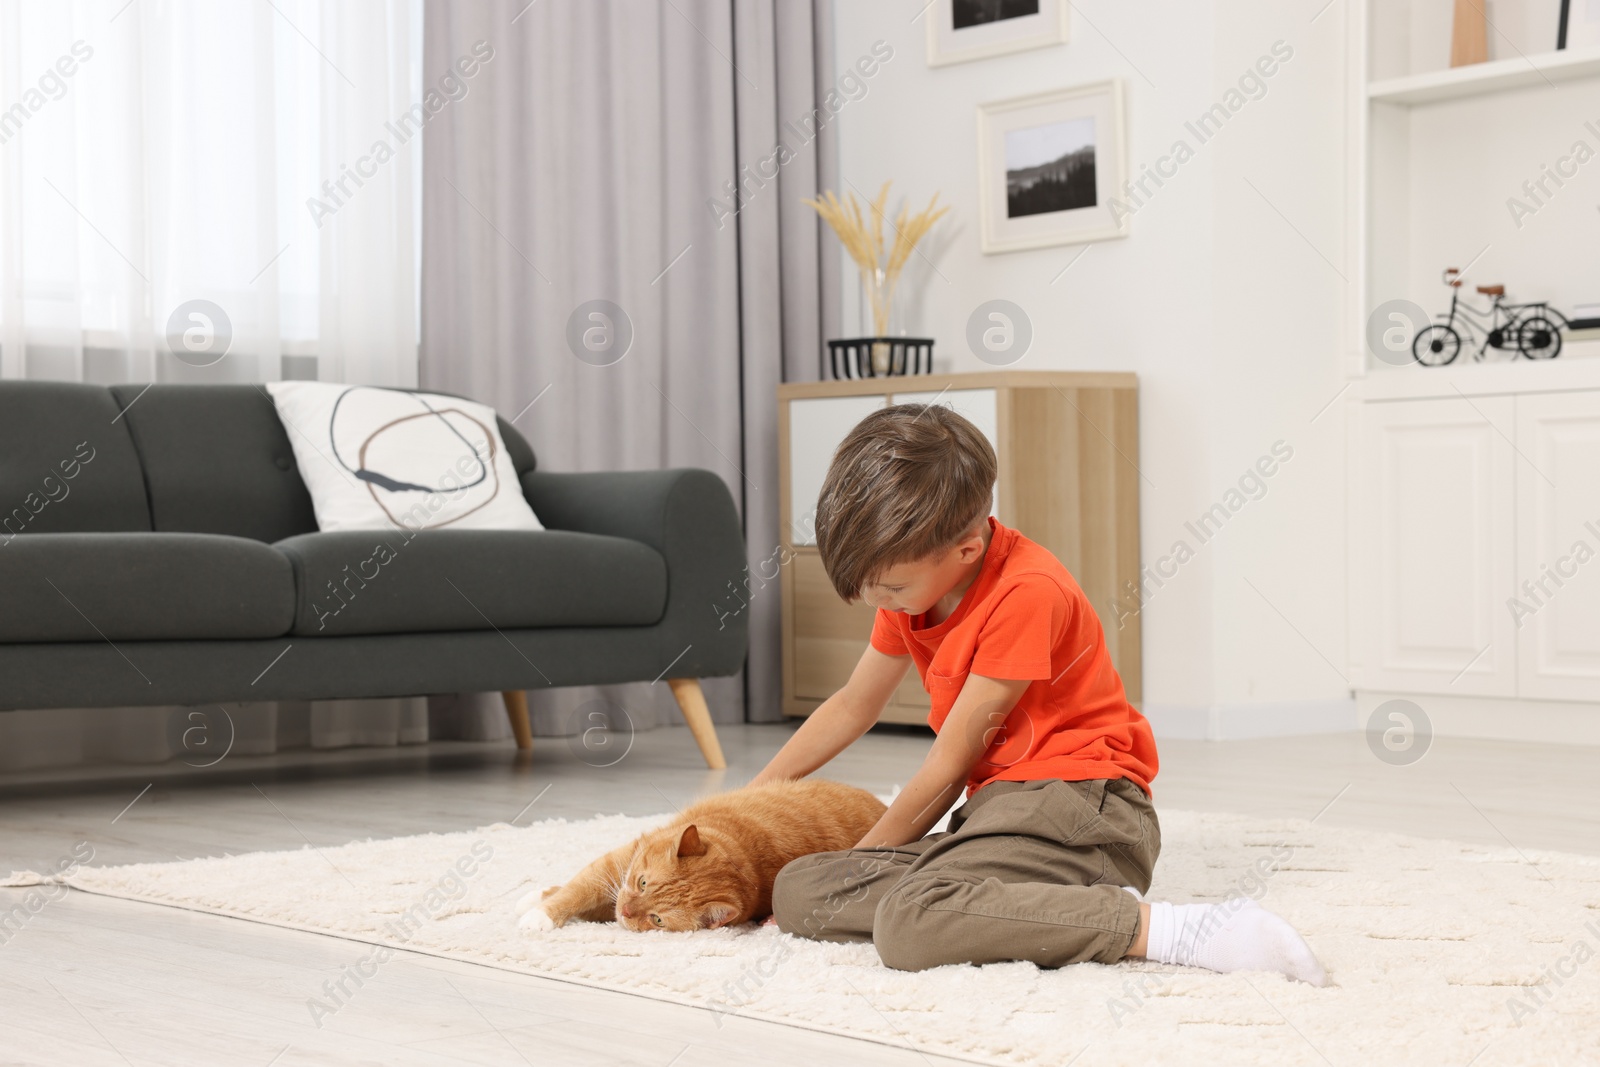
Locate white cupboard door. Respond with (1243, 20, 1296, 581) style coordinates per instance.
(890, 388, 1001, 517)
(1515, 391, 1600, 701)
(787, 395, 888, 546)
(1358, 396, 1517, 696)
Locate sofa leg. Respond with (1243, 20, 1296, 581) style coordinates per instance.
(502, 690, 533, 750)
(666, 678, 727, 770)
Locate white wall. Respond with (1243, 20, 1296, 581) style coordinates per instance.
(829, 0, 1353, 733)
(1205, 3, 1351, 719)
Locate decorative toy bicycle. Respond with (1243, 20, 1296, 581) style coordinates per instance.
(1413, 268, 1567, 366)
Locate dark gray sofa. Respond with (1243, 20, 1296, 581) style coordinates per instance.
(0, 381, 748, 767)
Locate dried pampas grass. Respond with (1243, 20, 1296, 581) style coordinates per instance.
(804, 182, 949, 338)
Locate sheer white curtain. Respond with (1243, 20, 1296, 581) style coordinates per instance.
(0, 0, 438, 771)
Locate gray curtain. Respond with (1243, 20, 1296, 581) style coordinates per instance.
(420, 0, 835, 736)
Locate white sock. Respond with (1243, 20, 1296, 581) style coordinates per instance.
(1144, 898, 1327, 986)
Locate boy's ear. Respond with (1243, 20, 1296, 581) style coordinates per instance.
(958, 527, 987, 562)
(676, 824, 706, 858)
(699, 901, 739, 928)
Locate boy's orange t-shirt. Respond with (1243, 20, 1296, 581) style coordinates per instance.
(869, 516, 1159, 799)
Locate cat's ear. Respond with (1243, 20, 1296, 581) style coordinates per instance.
(699, 902, 739, 929)
(676, 824, 707, 858)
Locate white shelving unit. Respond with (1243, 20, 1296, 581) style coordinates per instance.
(1342, 2, 1600, 746)
(1368, 45, 1600, 106)
(1347, 1, 1600, 379)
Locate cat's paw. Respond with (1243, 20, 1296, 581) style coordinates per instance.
(515, 885, 560, 914)
(517, 907, 557, 934)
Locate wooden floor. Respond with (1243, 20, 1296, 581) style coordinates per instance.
(0, 722, 1596, 1066)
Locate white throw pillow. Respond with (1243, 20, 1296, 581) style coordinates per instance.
(265, 381, 544, 533)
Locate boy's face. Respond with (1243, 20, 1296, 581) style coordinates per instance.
(860, 529, 987, 615)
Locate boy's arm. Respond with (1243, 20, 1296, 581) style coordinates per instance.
(851, 673, 1032, 849)
(748, 644, 911, 787)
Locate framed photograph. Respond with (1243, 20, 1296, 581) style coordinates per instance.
(976, 80, 1128, 254)
(926, 0, 1069, 68)
(1559, 0, 1600, 50)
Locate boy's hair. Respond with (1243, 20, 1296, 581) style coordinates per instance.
(813, 403, 997, 601)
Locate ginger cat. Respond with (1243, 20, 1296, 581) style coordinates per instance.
(516, 779, 885, 934)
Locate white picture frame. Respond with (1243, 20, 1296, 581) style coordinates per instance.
(976, 80, 1128, 254)
(1562, 0, 1600, 50)
(926, 0, 1069, 68)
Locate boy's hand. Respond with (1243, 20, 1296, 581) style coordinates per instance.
(852, 673, 1031, 849)
(749, 645, 911, 788)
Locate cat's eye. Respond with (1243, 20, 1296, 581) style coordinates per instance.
(650, 914, 663, 927)
(638, 877, 647, 889)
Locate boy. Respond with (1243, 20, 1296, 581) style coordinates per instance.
(753, 404, 1326, 985)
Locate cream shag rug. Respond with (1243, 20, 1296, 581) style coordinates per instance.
(11, 804, 1600, 1066)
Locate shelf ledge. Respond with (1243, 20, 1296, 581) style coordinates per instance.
(1350, 350, 1600, 401)
(1368, 46, 1600, 106)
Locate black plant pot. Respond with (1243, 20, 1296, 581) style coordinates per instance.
(824, 337, 934, 379)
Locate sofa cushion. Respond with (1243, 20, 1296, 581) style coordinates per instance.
(263, 382, 544, 534)
(103, 383, 540, 544)
(108, 383, 321, 543)
(274, 529, 667, 636)
(0, 533, 295, 642)
(0, 382, 153, 534)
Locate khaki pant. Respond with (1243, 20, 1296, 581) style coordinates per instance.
(771, 777, 1160, 971)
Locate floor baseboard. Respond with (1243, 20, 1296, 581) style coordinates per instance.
(1354, 690, 1600, 747)
(1143, 692, 1600, 746)
(1141, 698, 1356, 741)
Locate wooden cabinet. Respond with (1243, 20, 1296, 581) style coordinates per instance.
(778, 372, 1142, 724)
(1352, 386, 1600, 705)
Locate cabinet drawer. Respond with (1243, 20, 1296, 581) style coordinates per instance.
(791, 551, 934, 717)
(792, 551, 875, 700)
